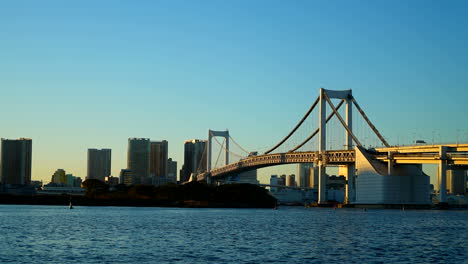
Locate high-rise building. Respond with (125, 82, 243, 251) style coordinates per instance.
(74, 177, 83, 187)
(298, 163, 314, 187)
(87, 149, 111, 181)
(167, 158, 177, 183)
(180, 139, 207, 182)
(286, 174, 296, 187)
(309, 166, 319, 189)
(270, 175, 279, 192)
(279, 175, 286, 186)
(446, 170, 466, 195)
(127, 138, 150, 184)
(51, 169, 67, 185)
(119, 169, 133, 186)
(0, 138, 32, 185)
(150, 140, 168, 186)
(66, 174, 75, 186)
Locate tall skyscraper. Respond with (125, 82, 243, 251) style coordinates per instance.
(127, 138, 150, 184)
(0, 138, 32, 185)
(298, 163, 314, 187)
(180, 139, 207, 182)
(167, 158, 177, 183)
(87, 148, 111, 181)
(150, 140, 168, 185)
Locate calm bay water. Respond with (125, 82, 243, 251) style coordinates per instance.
(0, 205, 466, 264)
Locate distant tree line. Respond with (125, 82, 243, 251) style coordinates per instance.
(80, 179, 277, 208)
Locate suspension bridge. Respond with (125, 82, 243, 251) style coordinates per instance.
(195, 88, 468, 205)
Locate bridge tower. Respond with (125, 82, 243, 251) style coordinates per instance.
(207, 130, 230, 172)
(318, 88, 354, 204)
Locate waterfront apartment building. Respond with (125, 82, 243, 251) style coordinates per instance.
(127, 138, 151, 184)
(0, 138, 32, 185)
(150, 140, 168, 186)
(180, 139, 207, 182)
(87, 148, 111, 181)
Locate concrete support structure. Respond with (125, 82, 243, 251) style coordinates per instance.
(387, 152, 395, 176)
(318, 88, 353, 204)
(207, 130, 230, 172)
(344, 93, 355, 204)
(438, 146, 447, 203)
(318, 89, 327, 204)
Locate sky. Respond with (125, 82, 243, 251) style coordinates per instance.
(1, 0, 467, 184)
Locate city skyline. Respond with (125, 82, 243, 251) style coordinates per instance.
(1, 1, 468, 183)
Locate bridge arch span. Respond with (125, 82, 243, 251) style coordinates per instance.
(197, 150, 355, 181)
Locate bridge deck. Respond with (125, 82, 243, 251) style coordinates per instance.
(197, 144, 468, 181)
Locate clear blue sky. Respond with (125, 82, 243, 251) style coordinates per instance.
(1, 0, 467, 183)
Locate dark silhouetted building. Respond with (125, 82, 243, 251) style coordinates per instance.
(51, 169, 67, 185)
(0, 138, 32, 185)
(105, 176, 119, 186)
(167, 158, 177, 183)
(180, 139, 207, 182)
(87, 148, 111, 181)
(127, 138, 150, 184)
(150, 140, 168, 185)
(119, 169, 133, 186)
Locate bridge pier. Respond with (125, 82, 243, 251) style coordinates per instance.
(318, 163, 327, 204)
(207, 130, 230, 172)
(438, 146, 447, 204)
(318, 89, 327, 204)
(343, 164, 355, 204)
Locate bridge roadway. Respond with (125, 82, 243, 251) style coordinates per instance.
(198, 144, 468, 181)
(374, 144, 468, 166)
(200, 150, 355, 180)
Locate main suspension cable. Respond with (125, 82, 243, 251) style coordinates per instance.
(350, 96, 390, 147)
(229, 136, 250, 154)
(288, 100, 344, 152)
(324, 93, 362, 147)
(210, 132, 245, 159)
(214, 138, 225, 168)
(264, 96, 320, 154)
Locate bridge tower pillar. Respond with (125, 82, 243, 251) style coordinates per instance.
(344, 92, 356, 204)
(438, 146, 447, 204)
(318, 88, 327, 204)
(318, 88, 354, 205)
(207, 130, 230, 172)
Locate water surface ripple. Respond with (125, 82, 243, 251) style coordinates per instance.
(0, 205, 466, 263)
